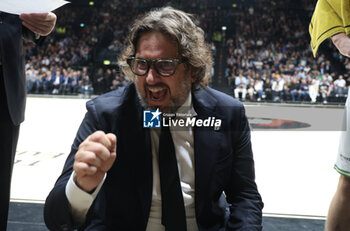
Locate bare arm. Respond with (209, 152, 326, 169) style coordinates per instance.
(331, 33, 350, 57)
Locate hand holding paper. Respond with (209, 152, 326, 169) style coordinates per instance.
(20, 12, 57, 36)
(0, 0, 69, 15)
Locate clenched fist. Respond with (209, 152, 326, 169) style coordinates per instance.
(74, 131, 117, 192)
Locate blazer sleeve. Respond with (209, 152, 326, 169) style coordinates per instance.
(225, 105, 263, 231)
(44, 100, 101, 231)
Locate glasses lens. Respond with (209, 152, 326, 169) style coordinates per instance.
(128, 58, 181, 77)
(155, 60, 177, 76)
(131, 59, 148, 75)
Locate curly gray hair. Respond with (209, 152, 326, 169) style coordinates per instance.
(118, 6, 213, 88)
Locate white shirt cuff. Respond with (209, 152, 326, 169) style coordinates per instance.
(65, 171, 106, 225)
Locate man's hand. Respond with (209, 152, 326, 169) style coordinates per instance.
(331, 32, 350, 57)
(19, 12, 57, 36)
(73, 131, 117, 192)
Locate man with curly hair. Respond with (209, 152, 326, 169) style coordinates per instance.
(44, 7, 263, 231)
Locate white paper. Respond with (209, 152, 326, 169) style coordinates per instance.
(0, 0, 69, 15)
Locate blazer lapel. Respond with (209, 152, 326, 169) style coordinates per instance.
(192, 88, 224, 212)
(122, 93, 153, 228)
(137, 126, 153, 228)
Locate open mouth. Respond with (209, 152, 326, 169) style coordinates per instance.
(148, 86, 168, 101)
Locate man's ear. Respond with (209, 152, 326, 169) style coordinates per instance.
(188, 66, 196, 83)
(191, 76, 196, 83)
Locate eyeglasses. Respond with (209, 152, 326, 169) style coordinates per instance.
(126, 57, 183, 77)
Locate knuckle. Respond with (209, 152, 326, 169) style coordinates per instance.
(85, 152, 97, 163)
(73, 162, 83, 173)
(93, 143, 105, 154)
(74, 151, 82, 161)
(93, 131, 105, 141)
(78, 140, 88, 149)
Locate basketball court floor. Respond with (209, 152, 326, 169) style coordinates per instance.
(8, 96, 345, 230)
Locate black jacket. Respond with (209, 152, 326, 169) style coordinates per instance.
(0, 12, 43, 125)
(44, 83, 263, 231)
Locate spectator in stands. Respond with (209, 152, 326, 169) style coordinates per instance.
(319, 79, 332, 104)
(247, 77, 255, 101)
(309, 76, 320, 103)
(81, 67, 89, 79)
(324, 73, 333, 83)
(271, 74, 284, 102)
(282, 75, 291, 101)
(52, 69, 63, 94)
(254, 74, 264, 101)
(40, 70, 51, 94)
(109, 74, 126, 91)
(234, 70, 248, 101)
(263, 77, 272, 101)
(299, 79, 309, 101)
(71, 71, 81, 95)
(26, 68, 40, 93)
(32, 71, 44, 94)
(80, 75, 94, 98)
(334, 75, 347, 97)
(289, 77, 301, 102)
(60, 71, 73, 94)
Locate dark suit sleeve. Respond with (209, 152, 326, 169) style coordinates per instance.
(44, 101, 101, 231)
(225, 105, 263, 231)
(22, 25, 46, 45)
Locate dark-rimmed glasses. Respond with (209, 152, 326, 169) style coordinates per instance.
(126, 57, 183, 77)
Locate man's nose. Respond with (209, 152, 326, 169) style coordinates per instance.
(145, 66, 160, 84)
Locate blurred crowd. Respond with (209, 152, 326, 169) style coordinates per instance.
(24, 0, 349, 103)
